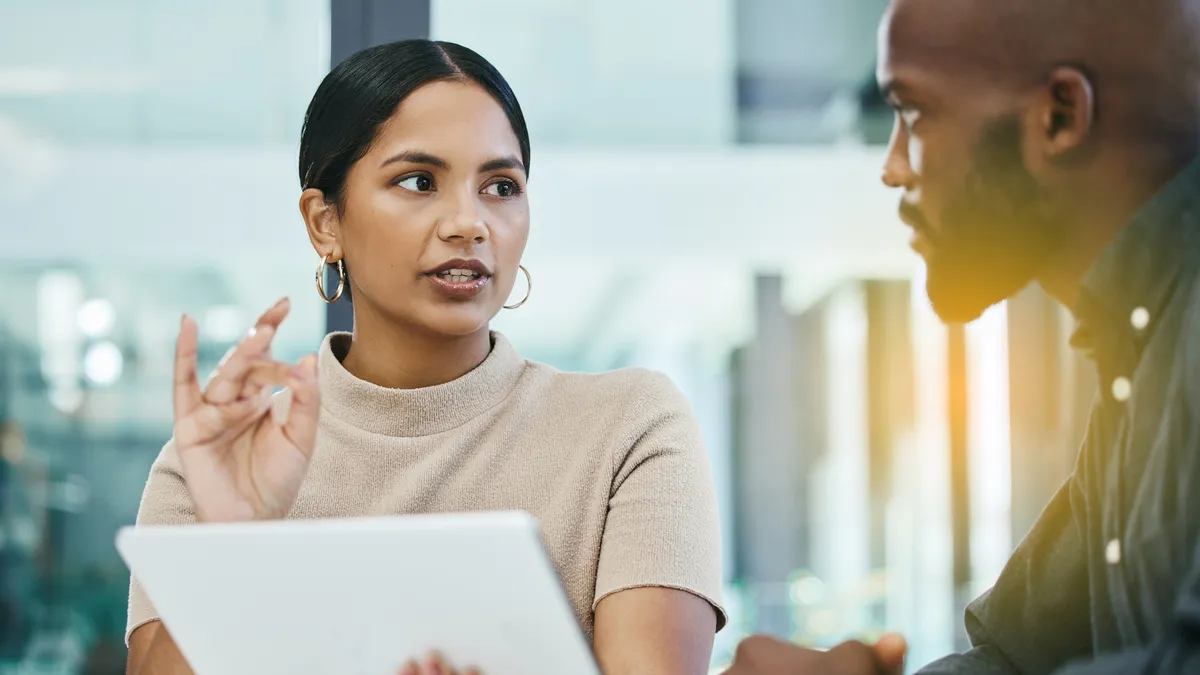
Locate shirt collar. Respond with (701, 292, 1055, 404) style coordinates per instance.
(1070, 159, 1200, 358)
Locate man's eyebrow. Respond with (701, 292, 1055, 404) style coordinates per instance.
(379, 150, 448, 170)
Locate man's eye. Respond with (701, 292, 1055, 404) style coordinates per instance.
(483, 180, 521, 198)
(397, 175, 434, 192)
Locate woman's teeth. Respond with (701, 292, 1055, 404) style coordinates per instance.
(437, 269, 481, 283)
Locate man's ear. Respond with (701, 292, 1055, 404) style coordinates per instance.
(300, 188, 343, 261)
(1025, 65, 1095, 163)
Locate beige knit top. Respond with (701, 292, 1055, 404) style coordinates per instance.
(127, 332, 725, 643)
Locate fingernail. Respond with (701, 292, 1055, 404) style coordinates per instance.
(246, 325, 257, 338)
(399, 661, 418, 675)
(275, 297, 289, 309)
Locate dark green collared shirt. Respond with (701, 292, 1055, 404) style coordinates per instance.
(919, 161, 1200, 675)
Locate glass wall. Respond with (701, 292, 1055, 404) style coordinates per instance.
(0, 1, 328, 672)
(432, 0, 736, 148)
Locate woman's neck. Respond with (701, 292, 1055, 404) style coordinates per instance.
(340, 310, 493, 390)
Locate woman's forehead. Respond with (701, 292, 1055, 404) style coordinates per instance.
(368, 80, 522, 163)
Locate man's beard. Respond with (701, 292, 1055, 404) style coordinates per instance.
(924, 117, 1063, 324)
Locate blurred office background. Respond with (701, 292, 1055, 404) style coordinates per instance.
(0, 1, 1096, 673)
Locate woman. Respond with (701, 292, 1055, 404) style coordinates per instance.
(124, 40, 724, 675)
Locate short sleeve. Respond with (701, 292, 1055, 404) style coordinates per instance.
(592, 372, 727, 630)
(125, 439, 196, 645)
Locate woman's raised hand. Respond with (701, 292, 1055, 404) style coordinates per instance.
(171, 298, 320, 523)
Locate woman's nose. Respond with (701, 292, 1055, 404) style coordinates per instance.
(437, 196, 488, 243)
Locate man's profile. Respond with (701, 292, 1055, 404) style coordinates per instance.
(725, 0, 1200, 673)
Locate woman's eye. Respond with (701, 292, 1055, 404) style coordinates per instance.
(397, 175, 434, 192)
(483, 180, 521, 198)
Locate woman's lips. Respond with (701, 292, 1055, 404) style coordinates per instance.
(424, 271, 492, 299)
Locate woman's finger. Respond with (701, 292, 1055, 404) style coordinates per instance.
(424, 652, 446, 675)
(173, 315, 202, 420)
(254, 297, 290, 331)
(203, 325, 277, 404)
(396, 652, 477, 675)
(278, 354, 320, 456)
(238, 361, 295, 400)
(178, 389, 272, 447)
(427, 651, 474, 675)
(178, 361, 291, 444)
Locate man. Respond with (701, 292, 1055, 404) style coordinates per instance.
(725, 0, 1200, 673)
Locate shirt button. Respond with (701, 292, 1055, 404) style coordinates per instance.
(1112, 376, 1132, 402)
(1131, 306, 1150, 330)
(1106, 538, 1122, 565)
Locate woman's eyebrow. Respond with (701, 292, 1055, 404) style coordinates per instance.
(479, 155, 524, 173)
(379, 150, 449, 170)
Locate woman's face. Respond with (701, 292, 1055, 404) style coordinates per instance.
(307, 80, 530, 337)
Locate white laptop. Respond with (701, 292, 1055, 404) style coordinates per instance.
(117, 511, 600, 675)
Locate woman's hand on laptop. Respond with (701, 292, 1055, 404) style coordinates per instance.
(171, 298, 321, 523)
(399, 652, 480, 675)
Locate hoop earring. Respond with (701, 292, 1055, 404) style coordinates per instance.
(503, 265, 531, 310)
(315, 256, 345, 303)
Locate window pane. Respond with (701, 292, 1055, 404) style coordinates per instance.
(0, 2, 328, 671)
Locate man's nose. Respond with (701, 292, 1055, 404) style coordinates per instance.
(881, 122, 915, 190)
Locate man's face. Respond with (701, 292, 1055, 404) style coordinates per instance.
(877, 0, 1064, 324)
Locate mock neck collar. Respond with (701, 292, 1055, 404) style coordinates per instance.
(317, 331, 526, 437)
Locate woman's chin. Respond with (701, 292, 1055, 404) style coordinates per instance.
(416, 304, 498, 338)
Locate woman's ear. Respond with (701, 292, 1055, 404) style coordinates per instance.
(300, 188, 343, 261)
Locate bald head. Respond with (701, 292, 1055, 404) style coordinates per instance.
(883, 0, 1200, 144)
